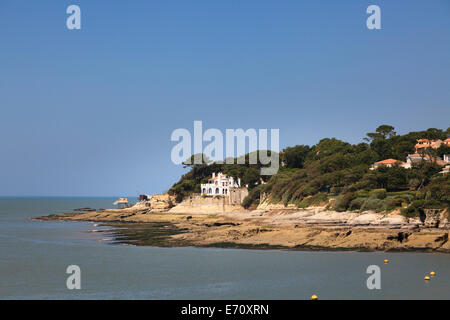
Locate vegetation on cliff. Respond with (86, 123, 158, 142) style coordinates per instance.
(169, 126, 450, 216)
(168, 153, 271, 202)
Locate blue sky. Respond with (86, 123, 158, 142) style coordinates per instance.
(0, 0, 449, 196)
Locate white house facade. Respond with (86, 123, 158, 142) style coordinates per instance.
(201, 172, 241, 196)
(444, 154, 450, 163)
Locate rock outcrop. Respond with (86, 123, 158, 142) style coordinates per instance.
(132, 194, 175, 212)
(424, 209, 449, 229)
(245, 207, 449, 230)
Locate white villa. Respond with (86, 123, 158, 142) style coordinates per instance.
(440, 165, 450, 175)
(201, 172, 241, 196)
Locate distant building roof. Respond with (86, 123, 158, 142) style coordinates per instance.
(408, 154, 446, 166)
(209, 173, 228, 181)
(375, 159, 403, 164)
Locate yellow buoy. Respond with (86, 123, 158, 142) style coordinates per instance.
(384, 259, 389, 264)
(430, 271, 436, 277)
(424, 276, 430, 281)
(311, 294, 318, 300)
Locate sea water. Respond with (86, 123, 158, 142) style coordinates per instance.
(0, 197, 449, 299)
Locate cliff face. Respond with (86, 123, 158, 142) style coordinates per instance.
(423, 209, 449, 228)
(169, 188, 249, 214)
(169, 194, 246, 214)
(256, 194, 450, 229)
(257, 193, 301, 210)
(257, 199, 297, 210)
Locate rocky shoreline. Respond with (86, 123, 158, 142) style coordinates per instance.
(36, 204, 450, 253)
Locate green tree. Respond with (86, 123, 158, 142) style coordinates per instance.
(182, 153, 212, 168)
(437, 144, 450, 158)
(392, 140, 415, 160)
(422, 128, 446, 140)
(281, 145, 311, 168)
(365, 125, 396, 142)
(370, 139, 393, 160)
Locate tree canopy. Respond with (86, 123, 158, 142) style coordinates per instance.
(168, 126, 450, 214)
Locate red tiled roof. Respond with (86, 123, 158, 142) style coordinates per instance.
(209, 174, 227, 181)
(376, 159, 402, 164)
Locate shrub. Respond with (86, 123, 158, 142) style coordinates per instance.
(400, 200, 425, 218)
(330, 187, 343, 195)
(400, 206, 418, 218)
(242, 185, 264, 209)
(370, 189, 387, 199)
(387, 197, 404, 208)
(297, 193, 328, 208)
(361, 198, 386, 212)
(400, 199, 445, 218)
(394, 192, 415, 203)
(355, 190, 370, 198)
(408, 178, 420, 190)
(349, 197, 366, 211)
(385, 197, 405, 211)
(334, 192, 355, 212)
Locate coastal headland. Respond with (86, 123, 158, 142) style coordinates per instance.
(37, 200, 450, 253)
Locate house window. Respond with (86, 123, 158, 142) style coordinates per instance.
(215, 188, 219, 194)
(208, 188, 212, 194)
(202, 188, 206, 194)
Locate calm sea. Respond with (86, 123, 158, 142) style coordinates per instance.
(0, 197, 449, 300)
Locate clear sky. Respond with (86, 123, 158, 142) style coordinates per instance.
(1, 0, 449, 196)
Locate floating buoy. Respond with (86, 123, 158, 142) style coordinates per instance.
(384, 259, 389, 264)
(311, 294, 318, 300)
(430, 271, 436, 277)
(424, 276, 430, 281)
